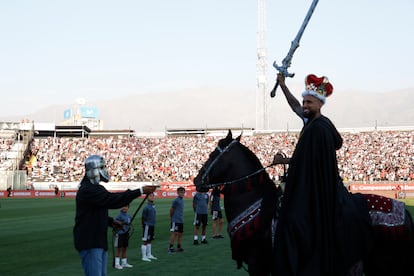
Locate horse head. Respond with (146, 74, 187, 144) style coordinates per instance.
(194, 129, 243, 192)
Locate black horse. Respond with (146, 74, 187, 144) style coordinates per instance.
(193, 130, 414, 276)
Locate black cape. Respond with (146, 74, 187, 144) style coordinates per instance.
(274, 116, 373, 275)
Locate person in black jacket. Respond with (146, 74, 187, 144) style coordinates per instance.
(73, 154, 157, 276)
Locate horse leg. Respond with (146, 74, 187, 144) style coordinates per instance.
(246, 242, 273, 276)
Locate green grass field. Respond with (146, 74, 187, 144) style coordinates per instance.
(1, 198, 414, 276)
(0, 197, 241, 276)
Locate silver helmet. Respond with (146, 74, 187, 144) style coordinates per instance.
(85, 155, 110, 184)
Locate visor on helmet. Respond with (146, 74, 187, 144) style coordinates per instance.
(85, 155, 110, 184)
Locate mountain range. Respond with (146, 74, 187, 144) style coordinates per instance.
(3, 86, 414, 132)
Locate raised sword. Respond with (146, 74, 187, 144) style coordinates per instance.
(270, 0, 319, 97)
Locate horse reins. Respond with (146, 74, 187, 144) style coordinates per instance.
(201, 140, 275, 189)
(201, 139, 239, 184)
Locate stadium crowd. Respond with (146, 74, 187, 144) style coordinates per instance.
(0, 136, 18, 171)
(23, 130, 414, 184)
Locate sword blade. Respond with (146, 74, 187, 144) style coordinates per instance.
(270, 0, 319, 97)
(292, 0, 319, 50)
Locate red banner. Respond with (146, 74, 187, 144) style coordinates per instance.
(0, 190, 60, 198)
(0, 187, 197, 199)
(349, 183, 414, 199)
(0, 181, 199, 198)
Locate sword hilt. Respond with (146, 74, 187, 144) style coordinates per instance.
(273, 61, 295, 79)
(270, 63, 295, 98)
(270, 80, 279, 98)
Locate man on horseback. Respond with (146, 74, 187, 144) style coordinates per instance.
(272, 74, 373, 275)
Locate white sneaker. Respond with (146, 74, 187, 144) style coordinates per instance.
(142, 257, 151, 262)
(114, 264, 123, 270)
(122, 263, 133, 268)
(148, 254, 157, 260)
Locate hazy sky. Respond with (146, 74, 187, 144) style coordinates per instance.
(0, 0, 413, 118)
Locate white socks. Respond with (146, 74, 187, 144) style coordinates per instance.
(142, 245, 150, 261)
(146, 244, 152, 256)
(142, 244, 157, 260)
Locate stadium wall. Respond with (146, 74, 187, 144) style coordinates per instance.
(3, 182, 414, 199)
(0, 181, 196, 198)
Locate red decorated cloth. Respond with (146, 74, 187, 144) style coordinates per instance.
(362, 194, 411, 240)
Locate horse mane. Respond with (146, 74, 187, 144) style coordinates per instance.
(237, 142, 265, 170)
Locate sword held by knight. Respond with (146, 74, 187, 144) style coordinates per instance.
(270, 0, 320, 98)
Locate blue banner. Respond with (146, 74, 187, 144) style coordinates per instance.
(63, 109, 72, 120)
(80, 107, 99, 118)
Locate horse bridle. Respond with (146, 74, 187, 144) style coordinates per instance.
(201, 139, 274, 189)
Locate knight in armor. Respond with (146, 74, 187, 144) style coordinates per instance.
(73, 154, 157, 276)
(272, 73, 373, 275)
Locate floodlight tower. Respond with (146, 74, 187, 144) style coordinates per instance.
(256, 0, 269, 130)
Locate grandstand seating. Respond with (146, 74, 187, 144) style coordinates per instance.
(24, 130, 414, 183)
(0, 130, 18, 171)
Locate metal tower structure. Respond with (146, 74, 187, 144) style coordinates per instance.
(255, 0, 269, 130)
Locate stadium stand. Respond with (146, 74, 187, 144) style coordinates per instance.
(0, 121, 413, 190)
(0, 125, 31, 190)
(24, 130, 414, 184)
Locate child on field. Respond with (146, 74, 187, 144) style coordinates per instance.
(193, 191, 209, 244)
(141, 193, 157, 261)
(168, 187, 186, 253)
(114, 204, 133, 269)
(210, 187, 224, 239)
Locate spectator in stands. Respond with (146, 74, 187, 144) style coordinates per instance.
(168, 187, 185, 253)
(210, 187, 224, 239)
(273, 73, 373, 275)
(141, 192, 157, 262)
(73, 154, 157, 276)
(192, 191, 209, 245)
